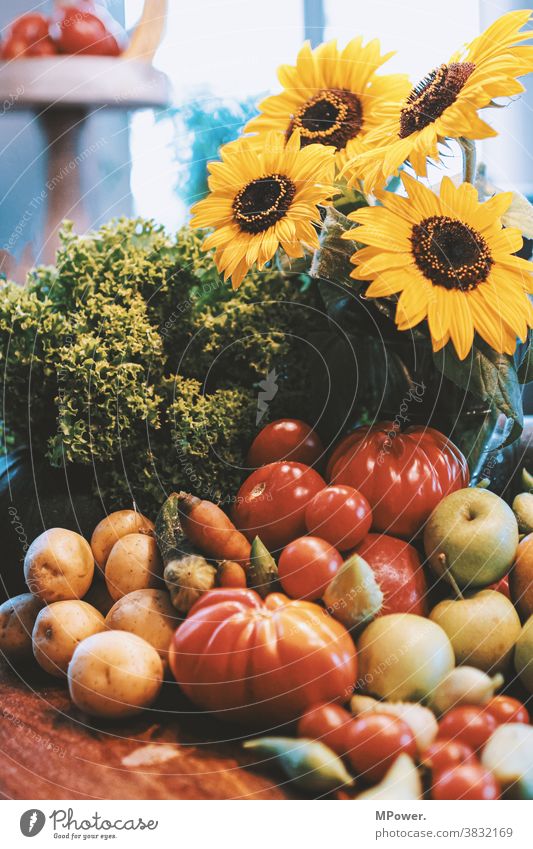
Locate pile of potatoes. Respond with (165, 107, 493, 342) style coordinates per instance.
(0, 509, 180, 719)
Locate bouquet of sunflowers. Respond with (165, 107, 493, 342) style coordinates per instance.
(191, 10, 533, 479)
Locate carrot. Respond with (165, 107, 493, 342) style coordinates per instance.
(217, 560, 247, 588)
(177, 492, 251, 565)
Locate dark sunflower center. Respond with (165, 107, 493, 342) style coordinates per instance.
(411, 215, 493, 290)
(399, 62, 475, 138)
(232, 173, 296, 234)
(288, 89, 363, 150)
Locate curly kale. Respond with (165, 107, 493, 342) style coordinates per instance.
(0, 220, 326, 512)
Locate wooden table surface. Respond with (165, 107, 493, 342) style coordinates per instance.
(0, 658, 296, 800)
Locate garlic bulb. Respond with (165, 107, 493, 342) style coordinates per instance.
(429, 666, 503, 716)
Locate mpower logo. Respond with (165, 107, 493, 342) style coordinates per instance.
(20, 810, 46, 837)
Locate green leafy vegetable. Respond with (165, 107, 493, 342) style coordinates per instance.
(0, 219, 325, 511)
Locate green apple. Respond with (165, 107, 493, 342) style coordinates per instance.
(429, 590, 522, 673)
(515, 615, 533, 693)
(357, 613, 455, 702)
(424, 488, 518, 590)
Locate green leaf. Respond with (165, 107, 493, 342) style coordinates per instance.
(249, 536, 279, 598)
(516, 333, 533, 383)
(312, 207, 398, 334)
(501, 191, 533, 239)
(311, 206, 361, 288)
(433, 340, 523, 445)
(243, 737, 353, 792)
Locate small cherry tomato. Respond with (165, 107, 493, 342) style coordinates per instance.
(305, 485, 372, 551)
(484, 695, 530, 725)
(431, 763, 500, 800)
(438, 706, 498, 751)
(346, 713, 416, 782)
(297, 703, 354, 756)
(247, 419, 324, 468)
(420, 738, 476, 776)
(278, 536, 342, 600)
(233, 461, 326, 552)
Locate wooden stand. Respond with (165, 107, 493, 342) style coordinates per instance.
(0, 55, 170, 269)
(0, 659, 294, 800)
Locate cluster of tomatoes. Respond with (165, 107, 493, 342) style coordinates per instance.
(230, 418, 466, 610)
(0, 3, 126, 60)
(299, 696, 529, 800)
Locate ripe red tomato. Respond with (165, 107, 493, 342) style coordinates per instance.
(51, 5, 125, 56)
(346, 713, 416, 782)
(1, 14, 56, 59)
(421, 738, 476, 775)
(328, 423, 469, 538)
(297, 703, 354, 756)
(1, 35, 56, 59)
(352, 533, 427, 616)
(10, 13, 49, 42)
(278, 536, 343, 600)
(247, 419, 324, 468)
(431, 763, 500, 800)
(305, 485, 372, 551)
(169, 589, 357, 724)
(233, 461, 326, 552)
(438, 706, 498, 751)
(484, 695, 529, 725)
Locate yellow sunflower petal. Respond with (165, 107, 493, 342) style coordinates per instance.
(244, 35, 411, 171)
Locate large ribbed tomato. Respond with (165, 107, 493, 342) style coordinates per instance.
(328, 423, 469, 538)
(169, 588, 357, 724)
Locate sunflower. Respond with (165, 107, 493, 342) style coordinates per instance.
(190, 131, 336, 288)
(244, 38, 411, 171)
(343, 173, 533, 360)
(344, 10, 533, 191)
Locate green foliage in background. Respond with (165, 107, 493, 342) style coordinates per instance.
(160, 94, 259, 206)
(0, 219, 325, 511)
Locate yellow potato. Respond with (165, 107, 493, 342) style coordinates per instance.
(106, 589, 179, 669)
(24, 528, 94, 602)
(91, 510, 154, 575)
(32, 600, 106, 677)
(0, 593, 44, 660)
(105, 534, 162, 601)
(68, 630, 163, 718)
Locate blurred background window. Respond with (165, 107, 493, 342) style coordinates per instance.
(1, 2, 531, 249)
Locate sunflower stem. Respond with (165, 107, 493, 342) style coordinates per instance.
(459, 137, 477, 184)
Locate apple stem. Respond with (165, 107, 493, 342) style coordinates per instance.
(438, 553, 464, 600)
